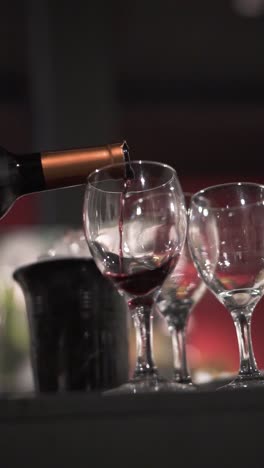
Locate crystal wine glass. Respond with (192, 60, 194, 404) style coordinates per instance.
(188, 182, 264, 390)
(83, 160, 187, 394)
(156, 193, 207, 389)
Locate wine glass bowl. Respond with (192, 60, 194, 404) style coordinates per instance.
(83, 160, 187, 393)
(188, 182, 264, 390)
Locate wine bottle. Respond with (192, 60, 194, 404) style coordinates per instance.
(0, 141, 128, 219)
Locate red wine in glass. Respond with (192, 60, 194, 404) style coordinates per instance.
(106, 255, 179, 297)
(117, 147, 177, 294)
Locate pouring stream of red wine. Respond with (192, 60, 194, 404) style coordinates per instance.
(119, 143, 134, 272)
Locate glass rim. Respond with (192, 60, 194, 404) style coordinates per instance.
(86, 159, 179, 194)
(190, 181, 264, 211)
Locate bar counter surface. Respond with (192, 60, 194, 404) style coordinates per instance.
(0, 382, 263, 468)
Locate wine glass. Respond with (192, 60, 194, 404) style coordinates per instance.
(83, 160, 187, 394)
(156, 193, 207, 389)
(188, 182, 264, 390)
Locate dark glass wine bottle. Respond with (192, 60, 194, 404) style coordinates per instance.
(0, 141, 128, 219)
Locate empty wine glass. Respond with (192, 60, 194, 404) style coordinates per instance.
(83, 160, 187, 394)
(156, 193, 207, 389)
(188, 182, 264, 390)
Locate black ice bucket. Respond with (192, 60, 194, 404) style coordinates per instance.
(13, 258, 128, 393)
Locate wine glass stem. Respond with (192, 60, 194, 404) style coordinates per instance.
(132, 304, 157, 379)
(170, 324, 191, 383)
(232, 308, 260, 377)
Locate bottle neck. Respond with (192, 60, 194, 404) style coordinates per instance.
(11, 141, 126, 197)
(0, 141, 127, 221)
(40, 143, 126, 190)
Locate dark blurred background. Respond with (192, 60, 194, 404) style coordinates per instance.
(0, 0, 264, 387)
(1, 0, 264, 224)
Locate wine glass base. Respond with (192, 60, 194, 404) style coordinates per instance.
(217, 373, 264, 391)
(103, 376, 190, 395)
